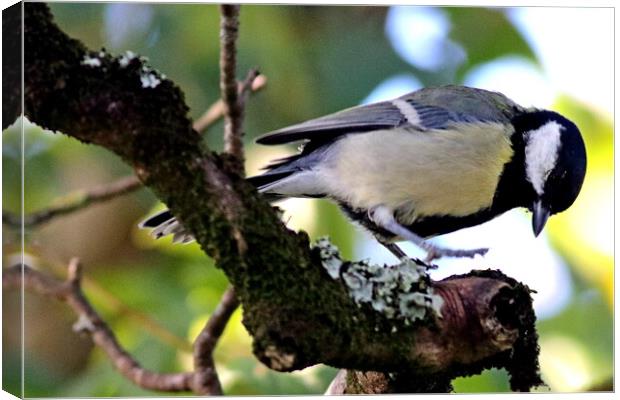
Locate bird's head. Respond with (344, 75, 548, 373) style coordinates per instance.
(513, 110, 587, 237)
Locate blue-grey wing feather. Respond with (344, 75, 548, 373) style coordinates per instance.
(400, 85, 524, 123)
(256, 101, 405, 145)
(256, 85, 525, 146)
(408, 102, 480, 129)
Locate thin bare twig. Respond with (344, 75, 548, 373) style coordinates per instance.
(193, 72, 266, 133)
(4, 260, 242, 394)
(192, 285, 239, 395)
(3, 175, 142, 229)
(3, 260, 197, 392)
(41, 258, 193, 354)
(238, 69, 261, 107)
(219, 4, 245, 170)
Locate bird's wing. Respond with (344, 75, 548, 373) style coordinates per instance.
(256, 86, 524, 146)
(402, 85, 525, 122)
(256, 101, 405, 145)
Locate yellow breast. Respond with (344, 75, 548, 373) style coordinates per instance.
(319, 123, 515, 224)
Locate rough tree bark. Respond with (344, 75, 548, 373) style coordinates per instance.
(4, 3, 543, 393)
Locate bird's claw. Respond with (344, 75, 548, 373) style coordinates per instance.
(423, 245, 489, 262)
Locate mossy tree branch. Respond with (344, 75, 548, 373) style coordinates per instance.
(6, 3, 542, 393)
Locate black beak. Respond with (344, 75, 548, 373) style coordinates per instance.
(532, 200, 551, 237)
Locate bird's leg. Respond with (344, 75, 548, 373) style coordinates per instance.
(379, 240, 408, 259)
(369, 205, 489, 262)
(376, 237, 436, 269)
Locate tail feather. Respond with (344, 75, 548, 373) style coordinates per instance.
(139, 209, 173, 228)
(246, 170, 296, 189)
(138, 209, 191, 243)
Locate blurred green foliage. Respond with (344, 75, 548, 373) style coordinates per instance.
(2, 3, 612, 396)
(446, 7, 536, 80)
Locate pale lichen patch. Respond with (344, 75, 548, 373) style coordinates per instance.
(115, 50, 163, 88)
(118, 50, 137, 68)
(140, 72, 161, 88)
(81, 54, 101, 67)
(139, 64, 162, 88)
(315, 237, 342, 279)
(313, 237, 444, 324)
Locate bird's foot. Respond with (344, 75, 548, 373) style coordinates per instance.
(369, 205, 488, 264)
(423, 244, 489, 262)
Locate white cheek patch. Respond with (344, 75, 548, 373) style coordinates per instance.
(525, 120, 564, 195)
(392, 99, 422, 128)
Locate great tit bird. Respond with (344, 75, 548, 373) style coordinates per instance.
(140, 85, 587, 261)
